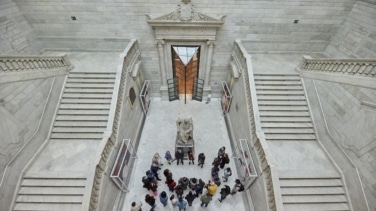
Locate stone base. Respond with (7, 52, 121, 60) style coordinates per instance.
(175, 139, 194, 160)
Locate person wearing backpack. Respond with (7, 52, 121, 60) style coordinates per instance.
(218, 185, 231, 202)
(231, 179, 244, 195)
(222, 167, 232, 182)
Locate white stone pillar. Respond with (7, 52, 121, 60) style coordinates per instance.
(204, 41, 215, 86)
(157, 40, 167, 87)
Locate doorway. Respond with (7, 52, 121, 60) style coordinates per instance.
(170, 45, 203, 103)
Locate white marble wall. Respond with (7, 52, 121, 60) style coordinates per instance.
(12, 0, 357, 96)
(325, 1, 376, 58)
(0, 1, 40, 54)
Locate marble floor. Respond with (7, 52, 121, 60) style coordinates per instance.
(121, 97, 248, 211)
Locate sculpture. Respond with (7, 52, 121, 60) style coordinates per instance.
(176, 117, 194, 144)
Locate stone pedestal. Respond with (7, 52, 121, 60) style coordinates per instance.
(175, 138, 194, 160)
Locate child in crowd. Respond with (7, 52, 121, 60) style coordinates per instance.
(165, 151, 174, 164)
(188, 150, 194, 165)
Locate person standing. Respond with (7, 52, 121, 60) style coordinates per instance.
(200, 193, 212, 208)
(178, 177, 189, 190)
(159, 191, 168, 207)
(218, 146, 226, 158)
(176, 197, 188, 211)
(218, 185, 231, 202)
(175, 184, 184, 198)
(152, 153, 163, 167)
(145, 194, 156, 211)
(130, 201, 142, 211)
(194, 179, 205, 197)
(150, 163, 161, 181)
(223, 167, 232, 182)
(188, 150, 194, 165)
(175, 148, 184, 165)
(197, 153, 205, 168)
(170, 194, 178, 207)
(231, 179, 244, 195)
(220, 153, 230, 169)
(206, 181, 218, 196)
(184, 191, 196, 206)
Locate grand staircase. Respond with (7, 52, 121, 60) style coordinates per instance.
(12, 71, 116, 211)
(254, 73, 351, 211)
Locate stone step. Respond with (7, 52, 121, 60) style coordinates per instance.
(259, 111, 310, 117)
(53, 127, 105, 133)
(19, 187, 85, 195)
(255, 81, 302, 85)
(22, 178, 86, 187)
(261, 123, 313, 128)
(257, 96, 306, 100)
(279, 170, 340, 179)
(50, 133, 103, 139)
(259, 106, 308, 111)
(62, 93, 113, 99)
(59, 104, 111, 110)
(263, 128, 315, 134)
(254, 76, 300, 81)
(256, 90, 305, 95)
(283, 203, 350, 211)
(279, 178, 343, 187)
(16, 195, 83, 203)
(265, 134, 316, 140)
(283, 195, 347, 203)
(61, 99, 111, 104)
(256, 86, 303, 90)
(261, 117, 312, 122)
(55, 115, 108, 121)
(54, 121, 107, 127)
(281, 187, 346, 195)
(64, 88, 114, 93)
(13, 203, 82, 211)
(57, 110, 110, 115)
(23, 172, 87, 179)
(258, 101, 307, 106)
(68, 73, 116, 79)
(66, 78, 115, 83)
(65, 83, 114, 88)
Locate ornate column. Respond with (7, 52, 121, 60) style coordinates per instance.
(204, 41, 215, 93)
(157, 40, 169, 100)
(157, 40, 167, 87)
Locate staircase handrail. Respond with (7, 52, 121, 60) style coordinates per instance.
(0, 54, 73, 72)
(82, 39, 138, 211)
(298, 56, 376, 77)
(235, 40, 284, 211)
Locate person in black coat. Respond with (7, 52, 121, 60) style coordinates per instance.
(218, 185, 231, 202)
(220, 153, 230, 169)
(185, 191, 196, 206)
(175, 148, 184, 165)
(197, 153, 205, 168)
(150, 163, 161, 181)
(194, 179, 205, 197)
(145, 194, 156, 211)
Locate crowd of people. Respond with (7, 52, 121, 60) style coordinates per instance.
(130, 146, 245, 211)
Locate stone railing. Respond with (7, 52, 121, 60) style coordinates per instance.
(234, 40, 284, 211)
(81, 39, 140, 211)
(0, 55, 72, 72)
(298, 56, 376, 77)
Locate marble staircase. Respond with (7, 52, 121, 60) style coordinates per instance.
(254, 73, 351, 211)
(11, 71, 116, 211)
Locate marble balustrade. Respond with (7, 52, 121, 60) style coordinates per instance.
(0, 55, 72, 72)
(234, 40, 284, 211)
(299, 56, 376, 77)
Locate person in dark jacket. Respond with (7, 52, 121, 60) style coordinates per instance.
(159, 191, 168, 207)
(184, 191, 196, 206)
(175, 184, 184, 198)
(145, 194, 156, 211)
(188, 150, 194, 165)
(194, 179, 205, 197)
(197, 153, 205, 168)
(213, 175, 221, 187)
(220, 153, 230, 169)
(150, 163, 161, 181)
(212, 157, 220, 169)
(179, 177, 189, 190)
(175, 148, 184, 165)
(218, 185, 231, 202)
(163, 169, 173, 181)
(142, 175, 151, 190)
(189, 177, 197, 190)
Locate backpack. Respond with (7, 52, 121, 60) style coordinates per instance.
(238, 183, 244, 192)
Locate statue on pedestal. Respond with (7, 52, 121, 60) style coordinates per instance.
(176, 117, 193, 144)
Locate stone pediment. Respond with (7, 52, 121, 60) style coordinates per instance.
(146, 2, 225, 28)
